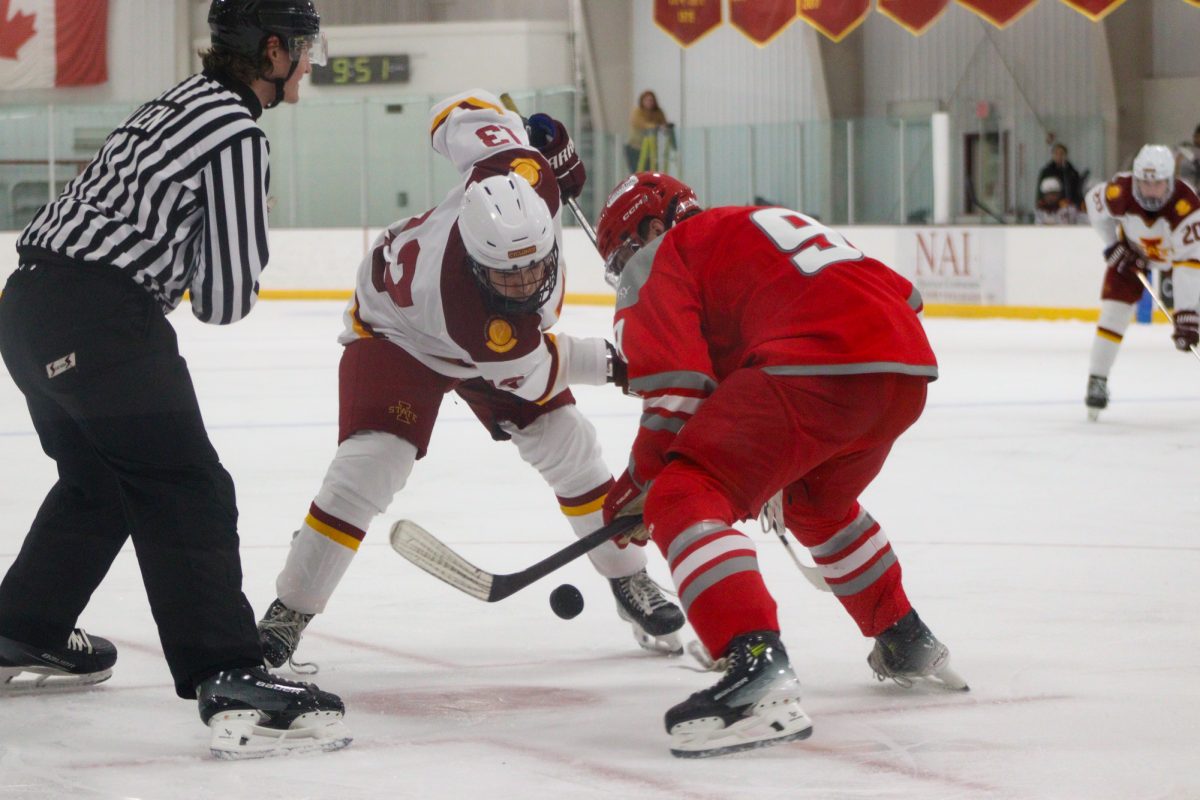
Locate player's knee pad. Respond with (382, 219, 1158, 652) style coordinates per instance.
(313, 430, 417, 528)
(1096, 299, 1135, 335)
(645, 459, 738, 543)
(505, 405, 610, 496)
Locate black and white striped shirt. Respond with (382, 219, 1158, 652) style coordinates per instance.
(17, 70, 271, 325)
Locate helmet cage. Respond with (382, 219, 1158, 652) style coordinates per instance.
(1131, 144, 1176, 212)
(469, 242, 560, 314)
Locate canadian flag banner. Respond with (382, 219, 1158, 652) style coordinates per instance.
(877, 0, 951, 34)
(955, 0, 1039, 27)
(0, 0, 108, 90)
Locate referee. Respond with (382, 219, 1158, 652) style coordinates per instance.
(0, 0, 350, 757)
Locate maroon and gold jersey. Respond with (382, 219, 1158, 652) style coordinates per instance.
(614, 206, 936, 486)
(339, 90, 605, 404)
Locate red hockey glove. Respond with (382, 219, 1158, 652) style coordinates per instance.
(603, 469, 650, 548)
(1104, 241, 1147, 279)
(1172, 310, 1199, 351)
(527, 113, 587, 200)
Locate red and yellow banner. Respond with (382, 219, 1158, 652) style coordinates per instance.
(797, 0, 870, 41)
(654, 0, 723, 47)
(729, 0, 796, 46)
(955, 0, 1039, 27)
(877, 0, 951, 34)
(1059, 0, 1126, 19)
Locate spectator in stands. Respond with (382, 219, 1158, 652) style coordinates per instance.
(1034, 176, 1081, 224)
(1177, 124, 1200, 188)
(626, 90, 671, 173)
(1037, 143, 1085, 209)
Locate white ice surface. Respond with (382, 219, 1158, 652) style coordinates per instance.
(1, 302, 1198, 800)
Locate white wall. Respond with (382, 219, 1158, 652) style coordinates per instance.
(0, 225, 1110, 313)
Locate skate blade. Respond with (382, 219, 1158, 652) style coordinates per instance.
(0, 666, 113, 694)
(1087, 407, 1101, 422)
(209, 710, 352, 760)
(631, 626, 684, 656)
(669, 699, 813, 759)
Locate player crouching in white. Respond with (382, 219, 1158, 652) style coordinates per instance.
(257, 90, 684, 669)
(1084, 144, 1200, 419)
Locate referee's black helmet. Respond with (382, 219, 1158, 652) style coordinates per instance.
(208, 0, 321, 58)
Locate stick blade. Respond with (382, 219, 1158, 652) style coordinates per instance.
(389, 520, 494, 602)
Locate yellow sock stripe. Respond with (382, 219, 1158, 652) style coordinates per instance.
(1096, 329, 1123, 344)
(561, 495, 606, 517)
(305, 513, 362, 551)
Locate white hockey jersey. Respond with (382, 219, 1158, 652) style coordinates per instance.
(1086, 174, 1200, 312)
(339, 90, 607, 404)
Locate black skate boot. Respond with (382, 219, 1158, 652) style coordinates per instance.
(665, 631, 812, 758)
(198, 665, 351, 759)
(1086, 374, 1109, 421)
(258, 598, 315, 671)
(868, 610, 968, 691)
(610, 569, 686, 654)
(0, 629, 116, 693)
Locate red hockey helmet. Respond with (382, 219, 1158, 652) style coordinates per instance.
(596, 172, 700, 288)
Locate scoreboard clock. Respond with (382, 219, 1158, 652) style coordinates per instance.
(310, 55, 410, 86)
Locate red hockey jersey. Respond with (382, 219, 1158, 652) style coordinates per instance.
(613, 205, 937, 487)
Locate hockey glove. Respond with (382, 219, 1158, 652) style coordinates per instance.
(527, 113, 587, 200)
(606, 341, 630, 394)
(604, 469, 651, 548)
(1103, 241, 1147, 279)
(1172, 309, 1199, 351)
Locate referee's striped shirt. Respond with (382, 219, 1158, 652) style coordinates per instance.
(17, 70, 271, 325)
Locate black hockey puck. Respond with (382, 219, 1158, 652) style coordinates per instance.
(549, 583, 584, 619)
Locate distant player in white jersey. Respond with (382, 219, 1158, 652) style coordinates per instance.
(1083, 144, 1200, 419)
(257, 90, 684, 666)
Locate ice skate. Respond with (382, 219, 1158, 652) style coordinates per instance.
(198, 666, 351, 759)
(610, 569, 685, 655)
(1085, 374, 1109, 422)
(0, 629, 116, 693)
(868, 610, 968, 691)
(666, 630, 812, 758)
(258, 598, 316, 671)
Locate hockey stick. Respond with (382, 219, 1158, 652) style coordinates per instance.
(497, 92, 599, 247)
(759, 491, 831, 592)
(1134, 270, 1200, 363)
(390, 514, 643, 603)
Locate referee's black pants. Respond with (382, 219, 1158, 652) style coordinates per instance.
(0, 262, 262, 699)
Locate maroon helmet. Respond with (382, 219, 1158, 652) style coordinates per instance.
(596, 172, 700, 287)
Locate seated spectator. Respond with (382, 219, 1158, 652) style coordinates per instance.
(1037, 143, 1084, 208)
(1178, 124, 1200, 189)
(626, 90, 670, 173)
(1034, 176, 1082, 224)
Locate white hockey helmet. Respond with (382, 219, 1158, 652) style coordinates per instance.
(459, 173, 558, 313)
(1039, 176, 1062, 195)
(1131, 144, 1176, 212)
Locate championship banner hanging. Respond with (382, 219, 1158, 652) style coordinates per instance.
(654, 0, 723, 47)
(877, 0, 951, 34)
(1058, 0, 1126, 19)
(0, 0, 108, 89)
(955, 0, 1039, 27)
(730, 0, 797, 46)
(797, 0, 870, 41)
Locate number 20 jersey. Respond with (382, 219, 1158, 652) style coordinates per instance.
(613, 206, 938, 387)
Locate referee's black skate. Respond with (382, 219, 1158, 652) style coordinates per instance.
(0, 629, 116, 693)
(868, 610, 968, 691)
(198, 666, 351, 759)
(1085, 374, 1109, 421)
(610, 569, 685, 654)
(665, 630, 812, 758)
(258, 598, 315, 671)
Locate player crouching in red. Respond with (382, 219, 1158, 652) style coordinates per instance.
(597, 173, 967, 759)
